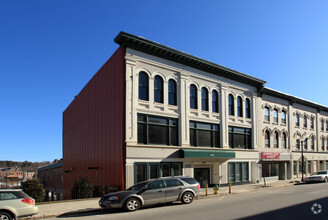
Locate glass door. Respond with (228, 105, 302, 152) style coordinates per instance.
(194, 168, 210, 188)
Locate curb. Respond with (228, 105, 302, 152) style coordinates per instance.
(22, 181, 300, 219)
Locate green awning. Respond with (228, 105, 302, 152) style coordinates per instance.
(181, 149, 235, 159)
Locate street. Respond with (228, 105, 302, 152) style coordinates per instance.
(49, 183, 328, 220)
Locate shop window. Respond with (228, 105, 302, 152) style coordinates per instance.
(212, 90, 219, 113)
(138, 114, 178, 146)
(307, 161, 312, 174)
(228, 162, 249, 183)
(154, 75, 163, 103)
(262, 163, 279, 177)
(139, 72, 149, 101)
(190, 84, 198, 109)
(228, 94, 234, 116)
(190, 121, 220, 148)
(237, 96, 243, 117)
(134, 162, 182, 183)
(229, 126, 252, 149)
(168, 79, 177, 106)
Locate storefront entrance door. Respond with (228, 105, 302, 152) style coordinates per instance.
(194, 168, 210, 188)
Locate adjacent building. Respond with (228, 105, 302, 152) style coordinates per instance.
(63, 31, 328, 199)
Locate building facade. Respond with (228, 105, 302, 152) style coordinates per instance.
(62, 32, 328, 199)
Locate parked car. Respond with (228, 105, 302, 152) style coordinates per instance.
(305, 170, 328, 183)
(0, 189, 39, 220)
(99, 176, 201, 211)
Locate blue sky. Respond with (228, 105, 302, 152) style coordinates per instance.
(1, 0, 328, 162)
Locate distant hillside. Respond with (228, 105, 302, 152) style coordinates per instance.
(0, 160, 51, 172)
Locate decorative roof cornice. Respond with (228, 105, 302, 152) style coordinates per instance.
(262, 88, 328, 113)
(114, 31, 266, 88)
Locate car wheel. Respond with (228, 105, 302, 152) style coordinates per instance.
(325, 177, 328, 183)
(124, 198, 140, 211)
(0, 212, 13, 220)
(181, 192, 194, 204)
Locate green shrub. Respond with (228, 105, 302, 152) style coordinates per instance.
(71, 177, 93, 199)
(22, 178, 45, 202)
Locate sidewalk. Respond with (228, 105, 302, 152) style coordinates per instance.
(22, 178, 301, 219)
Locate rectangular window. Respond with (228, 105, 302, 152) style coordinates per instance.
(228, 126, 252, 149)
(190, 121, 220, 148)
(273, 110, 278, 123)
(281, 112, 286, 124)
(134, 162, 182, 183)
(137, 114, 178, 146)
(228, 162, 249, 183)
(311, 117, 314, 129)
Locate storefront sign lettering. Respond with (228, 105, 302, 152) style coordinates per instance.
(262, 152, 280, 159)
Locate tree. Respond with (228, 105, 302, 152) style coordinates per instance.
(22, 178, 45, 202)
(71, 177, 93, 199)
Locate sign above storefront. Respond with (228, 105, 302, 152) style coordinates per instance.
(261, 152, 292, 161)
(262, 152, 280, 160)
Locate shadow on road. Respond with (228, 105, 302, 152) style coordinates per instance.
(240, 196, 328, 220)
(56, 202, 184, 218)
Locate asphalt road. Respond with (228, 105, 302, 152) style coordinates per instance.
(51, 183, 328, 220)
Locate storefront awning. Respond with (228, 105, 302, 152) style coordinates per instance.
(180, 149, 235, 159)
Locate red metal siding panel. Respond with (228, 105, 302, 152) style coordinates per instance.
(63, 47, 126, 199)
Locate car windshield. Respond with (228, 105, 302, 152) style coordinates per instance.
(312, 171, 327, 175)
(127, 182, 148, 191)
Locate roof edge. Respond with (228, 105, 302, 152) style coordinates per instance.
(114, 31, 266, 88)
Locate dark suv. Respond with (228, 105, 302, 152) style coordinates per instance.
(99, 176, 201, 211)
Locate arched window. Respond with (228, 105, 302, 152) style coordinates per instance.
(201, 88, 209, 111)
(265, 130, 270, 148)
(190, 84, 197, 109)
(264, 107, 270, 122)
(245, 98, 251, 118)
(139, 71, 149, 101)
(154, 76, 163, 103)
(228, 94, 234, 116)
(168, 79, 177, 106)
(311, 137, 315, 150)
(311, 117, 315, 129)
(282, 133, 287, 149)
(273, 109, 278, 123)
(295, 113, 300, 127)
(322, 138, 325, 151)
(303, 115, 307, 128)
(274, 131, 279, 148)
(212, 90, 219, 113)
(281, 110, 286, 124)
(304, 138, 308, 150)
(237, 96, 243, 117)
(321, 119, 325, 131)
